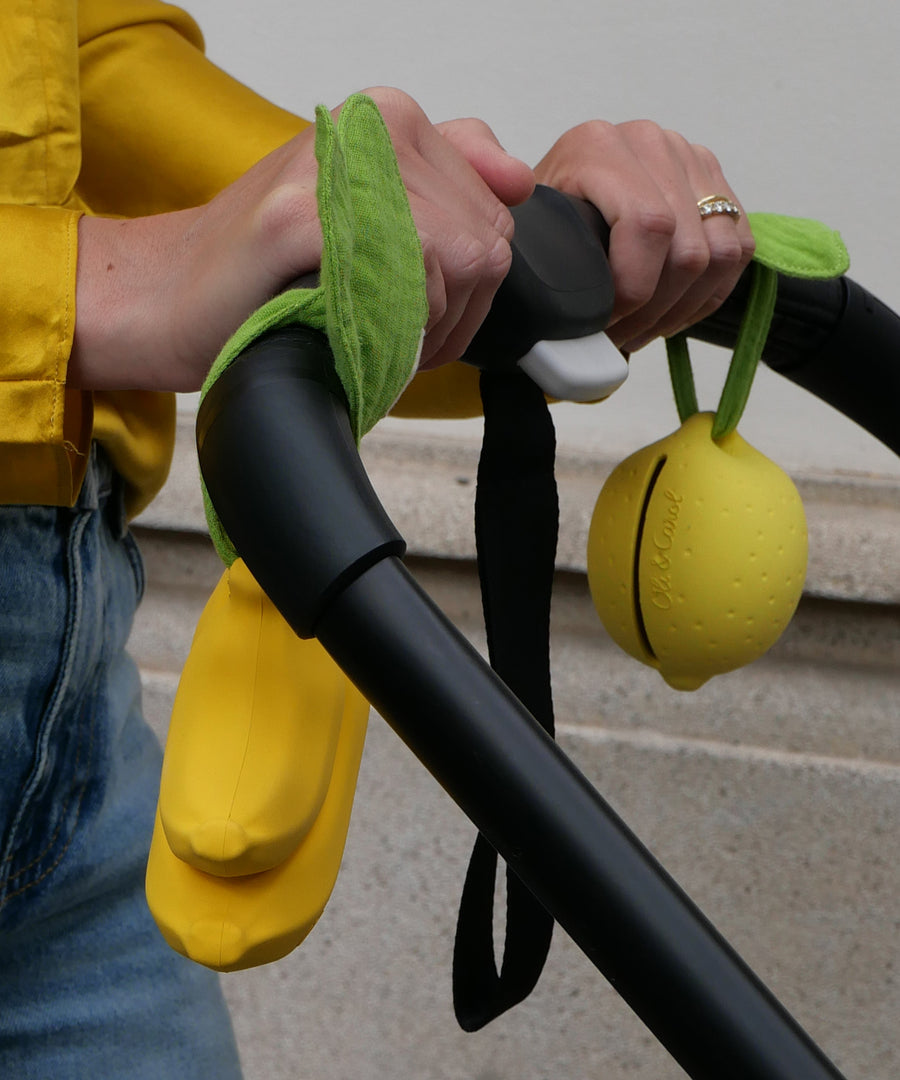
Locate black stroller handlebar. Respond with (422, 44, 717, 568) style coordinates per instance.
(698, 267, 900, 456)
(197, 186, 900, 1080)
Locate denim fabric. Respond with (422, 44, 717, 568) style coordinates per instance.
(0, 448, 242, 1079)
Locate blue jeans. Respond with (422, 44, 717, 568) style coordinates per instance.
(0, 448, 242, 1079)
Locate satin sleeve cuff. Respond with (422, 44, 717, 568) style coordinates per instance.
(0, 205, 93, 505)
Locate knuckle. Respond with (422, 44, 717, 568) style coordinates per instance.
(420, 241, 448, 326)
(425, 283, 448, 329)
(692, 142, 722, 171)
(255, 184, 317, 246)
(446, 231, 511, 294)
(455, 232, 489, 278)
(559, 118, 617, 155)
(449, 116, 496, 140)
(485, 233, 513, 280)
(740, 231, 757, 265)
(662, 128, 692, 156)
(579, 117, 618, 140)
(493, 202, 515, 242)
(693, 291, 731, 322)
(634, 204, 678, 242)
(360, 86, 421, 130)
(449, 233, 492, 285)
(620, 118, 667, 148)
(706, 233, 745, 272)
(706, 290, 732, 312)
(671, 240, 710, 278)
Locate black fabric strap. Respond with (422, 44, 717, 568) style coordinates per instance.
(452, 368, 558, 1032)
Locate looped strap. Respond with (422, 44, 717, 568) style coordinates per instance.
(452, 368, 558, 1031)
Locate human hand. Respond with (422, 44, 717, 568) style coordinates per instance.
(534, 120, 755, 353)
(70, 87, 534, 392)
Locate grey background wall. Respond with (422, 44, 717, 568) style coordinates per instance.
(138, 4, 900, 1077)
(178, 0, 900, 480)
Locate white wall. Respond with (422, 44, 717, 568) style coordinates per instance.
(178, 0, 900, 476)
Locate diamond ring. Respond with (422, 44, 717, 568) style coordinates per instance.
(697, 195, 741, 222)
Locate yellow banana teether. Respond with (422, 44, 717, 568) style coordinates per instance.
(587, 412, 807, 691)
(146, 680, 370, 971)
(158, 558, 350, 877)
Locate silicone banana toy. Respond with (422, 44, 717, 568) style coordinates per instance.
(146, 95, 428, 971)
(146, 559, 370, 968)
(158, 559, 353, 877)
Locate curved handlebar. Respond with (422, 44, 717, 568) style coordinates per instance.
(697, 270, 900, 455)
(195, 185, 900, 1080)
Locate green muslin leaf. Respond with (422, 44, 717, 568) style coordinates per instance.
(319, 96, 428, 439)
(665, 211, 848, 443)
(200, 94, 428, 565)
(748, 212, 849, 280)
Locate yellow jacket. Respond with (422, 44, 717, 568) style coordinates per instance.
(1, 0, 482, 518)
(1, 0, 312, 515)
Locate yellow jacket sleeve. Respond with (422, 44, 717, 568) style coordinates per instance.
(0, 204, 92, 505)
(75, 0, 313, 516)
(77, 0, 309, 216)
(0, 0, 309, 508)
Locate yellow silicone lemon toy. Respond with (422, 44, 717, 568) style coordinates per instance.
(587, 412, 807, 691)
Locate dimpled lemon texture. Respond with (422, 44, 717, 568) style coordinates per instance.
(588, 412, 807, 691)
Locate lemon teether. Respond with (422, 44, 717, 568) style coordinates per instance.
(588, 262, 808, 689)
(587, 412, 807, 690)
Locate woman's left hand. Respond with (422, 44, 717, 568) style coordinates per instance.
(535, 120, 755, 353)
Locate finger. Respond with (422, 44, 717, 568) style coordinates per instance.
(536, 120, 754, 352)
(413, 194, 513, 368)
(365, 88, 518, 246)
(436, 117, 536, 208)
(397, 124, 520, 253)
(614, 142, 754, 349)
(399, 151, 514, 366)
(359, 93, 517, 366)
(357, 89, 525, 367)
(602, 125, 725, 345)
(535, 120, 679, 324)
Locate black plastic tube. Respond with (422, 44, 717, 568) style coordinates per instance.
(316, 556, 847, 1080)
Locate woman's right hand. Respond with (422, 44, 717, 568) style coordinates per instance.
(69, 87, 534, 393)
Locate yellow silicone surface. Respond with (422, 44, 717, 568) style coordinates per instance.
(588, 413, 807, 690)
(586, 439, 665, 665)
(159, 559, 348, 877)
(146, 683, 370, 972)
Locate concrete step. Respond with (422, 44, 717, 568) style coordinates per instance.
(131, 522, 900, 1080)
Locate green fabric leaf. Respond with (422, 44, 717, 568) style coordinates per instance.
(748, 212, 849, 280)
(665, 211, 849, 444)
(200, 94, 428, 565)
